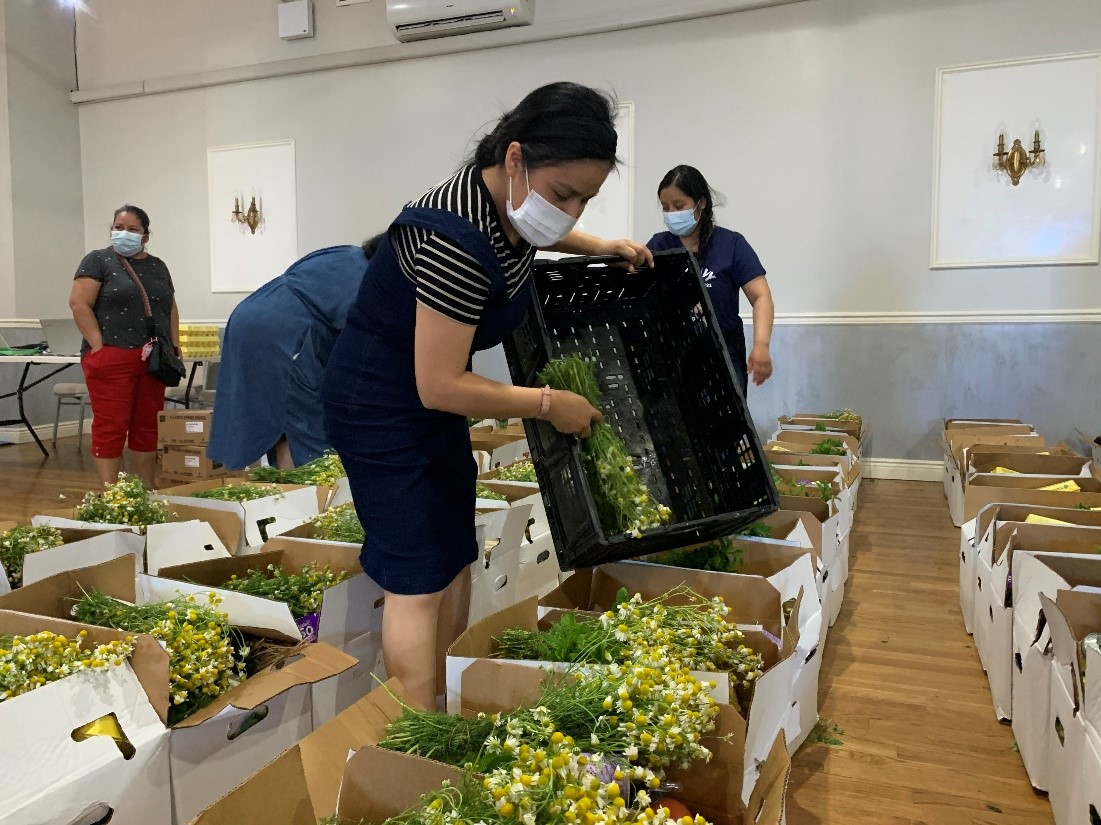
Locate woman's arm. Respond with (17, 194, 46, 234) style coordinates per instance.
(414, 303, 602, 437)
(743, 276, 774, 386)
(69, 278, 104, 351)
(170, 300, 180, 350)
(549, 231, 655, 270)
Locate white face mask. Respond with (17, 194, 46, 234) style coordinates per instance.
(506, 168, 578, 248)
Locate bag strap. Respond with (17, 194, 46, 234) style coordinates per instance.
(116, 253, 157, 337)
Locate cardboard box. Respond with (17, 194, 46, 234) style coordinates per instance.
(1041, 590, 1101, 825)
(155, 538, 381, 646)
(477, 478, 549, 540)
(771, 465, 850, 536)
(160, 446, 229, 480)
(199, 667, 786, 825)
(776, 496, 844, 625)
(537, 562, 803, 797)
(0, 610, 172, 825)
(968, 451, 1092, 477)
(963, 474, 1101, 524)
(961, 503, 1101, 636)
(0, 556, 357, 825)
(310, 629, 385, 729)
(769, 428, 862, 461)
(451, 659, 790, 823)
(158, 409, 215, 447)
(647, 543, 824, 751)
(468, 505, 531, 624)
(945, 444, 1079, 527)
(155, 478, 321, 550)
(31, 504, 238, 573)
(778, 413, 863, 440)
(972, 523, 1101, 720)
(1010, 553, 1101, 792)
(193, 679, 423, 825)
(766, 442, 861, 491)
(514, 531, 563, 603)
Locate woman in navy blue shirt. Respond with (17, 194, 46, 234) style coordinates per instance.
(647, 165, 774, 396)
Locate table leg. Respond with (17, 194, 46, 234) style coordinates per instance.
(17, 362, 49, 458)
(183, 362, 200, 409)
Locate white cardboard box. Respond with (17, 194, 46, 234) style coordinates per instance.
(1011, 608, 1052, 792)
(973, 523, 1101, 721)
(31, 504, 239, 571)
(1041, 590, 1101, 825)
(0, 611, 172, 825)
(151, 538, 383, 646)
(515, 531, 563, 603)
(964, 503, 1101, 638)
(310, 629, 386, 729)
(155, 479, 321, 550)
(538, 562, 802, 803)
(0, 556, 357, 825)
(1010, 553, 1101, 792)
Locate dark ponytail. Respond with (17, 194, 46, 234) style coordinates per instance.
(470, 82, 619, 170)
(657, 166, 723, 247)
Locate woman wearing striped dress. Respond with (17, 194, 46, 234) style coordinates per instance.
(321, 82, 651, 709)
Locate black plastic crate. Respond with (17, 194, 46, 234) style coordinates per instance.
(503, 249, 778, 570)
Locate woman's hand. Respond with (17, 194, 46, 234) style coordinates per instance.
(546, 389, 603, 438)
(600, 238, 654, 272)
(748, 344, 773, 386)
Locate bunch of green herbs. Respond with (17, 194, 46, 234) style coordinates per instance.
(0, 525, 64, 589)
(220, 563, 352, 618)
(538, 355, 671, 538)
(309, 502, 365, 544)
(75, 474, 168, 526)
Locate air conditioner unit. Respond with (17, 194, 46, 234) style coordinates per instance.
(386, 0, 535, 43)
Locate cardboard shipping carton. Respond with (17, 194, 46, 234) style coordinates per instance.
(155, 478, 321, 550)
(158, 409, 215, 446)
(31, 504, 238, 573)
(0, 610, 172, 825)
(972, 523, 1101, 721)
(1010, 553, 1101, 792)
(0, 556, 356, 825)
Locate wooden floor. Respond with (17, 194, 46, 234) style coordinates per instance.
(0, 439, 1054, 824)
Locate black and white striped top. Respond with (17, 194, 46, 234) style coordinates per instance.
(394, 165, 536, 326)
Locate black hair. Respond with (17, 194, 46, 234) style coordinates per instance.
(113, 204, 150, 234)
(657, 166, 723, 247)
(470, 82, 619, 170)
(361, 232, 386, 259)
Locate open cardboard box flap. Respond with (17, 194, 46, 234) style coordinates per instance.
(336, 746, 467, 824)
(0, 607, 170, 724)
(178, 639, 356, 728)
(992, 522, 1101, 566)
(31, 503, 240, 556)
(975, 502, 1101, 537)
(1040, 589, 1101, 709)
(540, 563, 784, 639)
(192, 679, 420, 825)
(969, 452, 1089, 477)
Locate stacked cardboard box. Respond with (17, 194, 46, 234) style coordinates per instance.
(158, 409, 228, 485)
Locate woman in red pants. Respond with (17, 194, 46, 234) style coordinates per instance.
(69, 205, 180, 487)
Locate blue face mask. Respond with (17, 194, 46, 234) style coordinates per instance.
(111, 230, 144, 257)
(663, 208, 699, 237)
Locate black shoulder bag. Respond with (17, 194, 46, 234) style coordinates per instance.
(116, 254, 186, 387)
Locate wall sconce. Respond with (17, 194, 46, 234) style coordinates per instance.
(993, 129, 1046, 186)
(231, 195, 262, 234)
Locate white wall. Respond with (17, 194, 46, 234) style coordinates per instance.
(73, 0, 1101, 323)
(0, 8, 15, 314)
(4, 0, 83, 318)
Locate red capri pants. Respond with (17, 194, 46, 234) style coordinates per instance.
(81, 345, 165, 458)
